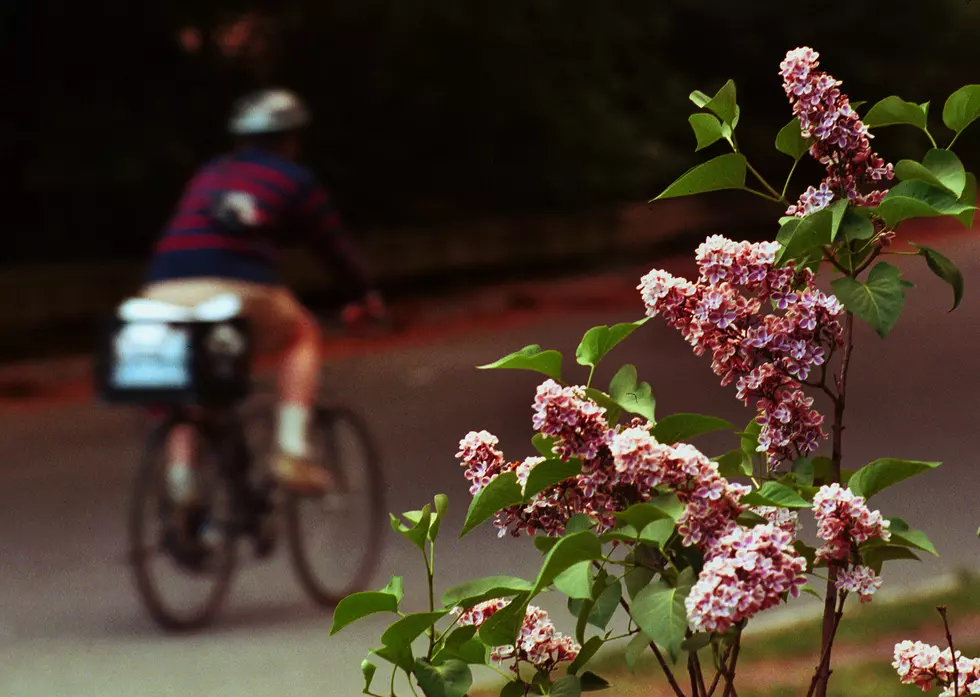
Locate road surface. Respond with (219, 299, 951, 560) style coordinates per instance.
(2, 234, 980, 696)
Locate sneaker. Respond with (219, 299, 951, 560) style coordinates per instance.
(272, 453, 332, 496)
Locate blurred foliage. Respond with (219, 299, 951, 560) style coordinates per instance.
(7, 0, 980, 263)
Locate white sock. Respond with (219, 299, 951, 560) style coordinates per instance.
(167, 460, 198, 503)
(278, 403, 311, 458)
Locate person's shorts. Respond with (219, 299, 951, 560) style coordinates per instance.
(140, 278, 314, 355)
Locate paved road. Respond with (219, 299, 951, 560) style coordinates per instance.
(2, 235, 980, 696)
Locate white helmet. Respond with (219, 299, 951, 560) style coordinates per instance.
(227, 88, 311, 135)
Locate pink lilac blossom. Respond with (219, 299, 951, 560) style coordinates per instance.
(454, 600, 580, 674)
(640, 236, 843, 467)
(685, 523, 808, 634)
(812, 483, 891, 563)
(533, 380, 612, 460)
(780, 47, 894, 217)
(611, 427, 750, 550)
(893, 640, 980, 696)
(457, 430, 509, 495)
(835, 564, 882, 603)
(754, 505, 802, 536)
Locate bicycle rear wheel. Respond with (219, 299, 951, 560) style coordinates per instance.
(129, 417, 238, 631)
(286, 406, 385, 606)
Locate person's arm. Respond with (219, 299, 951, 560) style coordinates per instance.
(295, 178, 382, 312)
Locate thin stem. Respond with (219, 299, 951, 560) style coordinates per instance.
(707, 643, 727, 697)
(587, 365, 596, 389)
(924, 128, 939, 149)
(939, 606, 959, 697)
(948, 131, 962, 150)
(807, 592, 847, 697)
(722, 632, 742, 697)
(689, 655, 702, 697)
(822, 246, 850, 276)
(617, 597, 687, 697)
(693, 651, 709, 697)
(781, 158, 801, 199)
(605, 629, 641, 642)
(406, 674, 421, 697)
(853, 247, 883, 276)
(740, 186, 782, 203)
(425, 542, 436, 657)
(746, 161, 789, 205)
(389, 665, 398, 697)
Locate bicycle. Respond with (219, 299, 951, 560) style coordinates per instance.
(96, 294, 386, 631)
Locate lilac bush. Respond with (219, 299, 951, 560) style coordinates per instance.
(333, 48, 980, 697)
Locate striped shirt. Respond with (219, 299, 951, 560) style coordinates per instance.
(146, 148, 371, 300)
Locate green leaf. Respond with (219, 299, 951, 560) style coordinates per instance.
(414, 659, 473, 697)
(689, 90, 711, 108)
(848, 458, 941, 499)
(523, 458, 583, 499)
(631, 573, 693, 664)
(878, 180, 977, 228)
(715, 449, 750, 478)
(650, 493, 686, 522)
(614, 502, 673, 534)
(910, 243, 964, 311)
(330, 590, 400, 635)
(479, 595, 529, 646)
(800, 586, 822, 600)
(381, 611, 448, 651)
(609, 364, 656, 423)
(862, 545, 920, 574)
(588, 578, 622, 630)
(653, 153, 747, 201)
(429, 494, 449, 541)
(575, 319, 648, 369)
(372, 643, 415, 673)
(638, 519, 676, 547)
(957, 172, 977, 228)
(580, 671, 611, 692)
(838, 208, 875, 243)
(625, 566, 656, 601)
(736, 510, 770, 527)
(681, 633, 713, 652)
(775, 117, 811, 160)
(888, 526, 939, 556)
(361, 659, 378, 694)
(499, 681, 530, 697)
(551, 675, 582, 697)
(863, 96, 928, 131)
(390, 505, 432, 550)
(688, 113, 728, 151)
(534, 535, 561, 554)
(478, 345, 563, 383)
(583, 388, 623, 426)
(895, 149, 967, 197)
(532, 531, 604, 597)
(532, 434, 558, 457)
(651, 413, 733, 445)
(440, 576, 535, 608)
(568, 636, 605, 676)
(566, 514, 596, 535)
(831, 262, 910, 338)
(460, 472, 523, 537)
(625, 632, 649, 672)
(792, 458, 815, 487)
(777, 201, 847, 264)
(705, 80, 738, 125)
(555, 561, 594, 600)
(740, 481, 811, 508)
(943, 84, 980, 134)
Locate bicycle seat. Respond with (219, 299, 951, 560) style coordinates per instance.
(117, 293, 244, 322)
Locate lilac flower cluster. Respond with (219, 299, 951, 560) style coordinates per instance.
(456, 430, 508, 496)
(532, 380, 612, 460)
(780, 47, 894, 217)
(812, 483, 891, 563)
(454, 601, 580, 674)
(893, 641, 980, 696)
(639, 235, 843, 467)
(685, 523, 808, 634)
(835, 564, 882, 604)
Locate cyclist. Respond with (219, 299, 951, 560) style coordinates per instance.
(140, 88, 384, 506)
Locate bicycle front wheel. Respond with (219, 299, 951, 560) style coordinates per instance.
(129, 417, 238, 631)
(286, 406, 385, 606)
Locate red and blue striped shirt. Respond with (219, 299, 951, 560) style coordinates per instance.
(146, 148, 371, 299)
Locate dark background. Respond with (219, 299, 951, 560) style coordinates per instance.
(5, 0, 980, 266)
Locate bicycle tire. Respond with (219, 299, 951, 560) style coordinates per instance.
(285, 405, 386, 606)
(129, 416, 238, 631)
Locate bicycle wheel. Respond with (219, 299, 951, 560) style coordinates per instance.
(129, 416, 238, 631)
(286, 406, 385, 606)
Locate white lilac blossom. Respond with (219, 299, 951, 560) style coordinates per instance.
(812, 483, 891, 563)
(639, 235, 843, 467)
(685, 523, 808, 634)
(893, 641, 980, 696)
(454, 601, 579, 674)
(780, 47, 894, 217)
